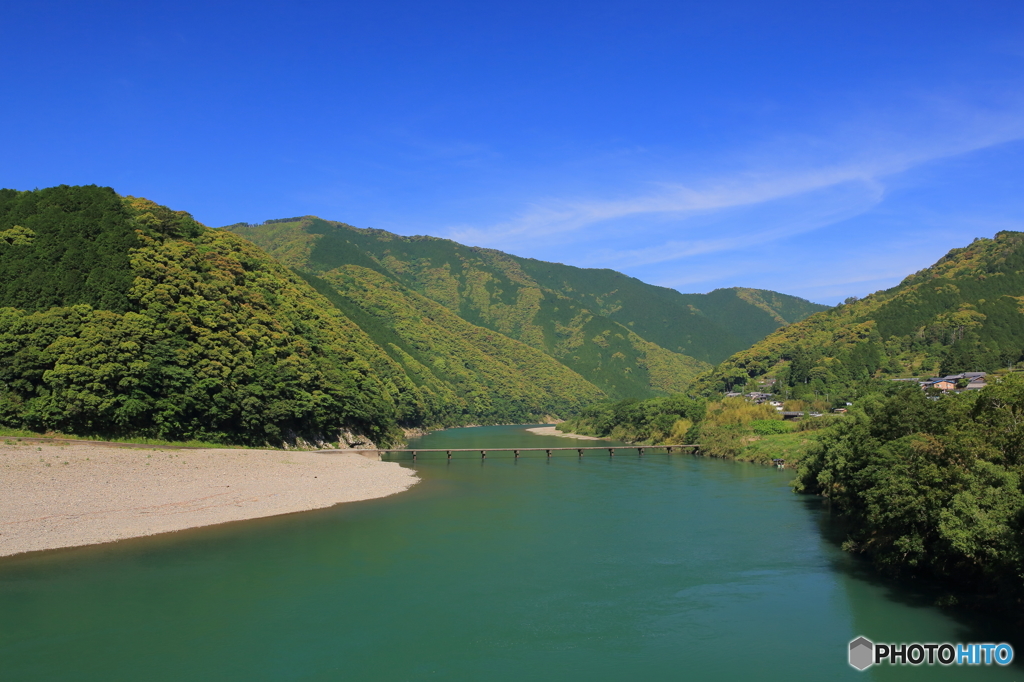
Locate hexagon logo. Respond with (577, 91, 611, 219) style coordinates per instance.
(849, 636, 874, 671)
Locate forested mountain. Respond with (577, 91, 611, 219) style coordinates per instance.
(226, 217, 824, 398)
(0, 186, 602, 445)
(511, 265, 825, 362)
(694, 231, 1024, 403)
(0, 185, 827, 446)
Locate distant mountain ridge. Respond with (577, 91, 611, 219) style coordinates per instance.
(694, 230, 1024, 402)
(226, 217, 826, 399)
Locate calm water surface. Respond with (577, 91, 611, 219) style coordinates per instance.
(1, 425, 1021, 681)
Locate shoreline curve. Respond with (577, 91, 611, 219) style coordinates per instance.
(0, 441, 418, 558)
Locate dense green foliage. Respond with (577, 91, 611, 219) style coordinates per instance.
(0, 186, 613, 445)
(750, 419, 794, 435)
(557, 395, 706, 443)
(306, 264, 604, 425)
(0, 185, 139, 312)
(737, 430, 817, 465)
(0, 188, 440, 445)
(695, 231, 1024, 403)
(518, 262, 826, 362)
(227, 217, 825, 397)
(558, 391, 819, 465)
(795, 378, 1024, 607)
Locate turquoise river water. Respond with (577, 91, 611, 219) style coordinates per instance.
(1, 424, 1021, 680)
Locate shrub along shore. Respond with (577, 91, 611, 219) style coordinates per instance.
(556, 394, 826, 466)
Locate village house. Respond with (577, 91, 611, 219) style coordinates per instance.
(923, 379, 957, 391)
(920, 371, 987, 393)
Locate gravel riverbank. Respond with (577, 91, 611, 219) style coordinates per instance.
(0, 440, 417, 557)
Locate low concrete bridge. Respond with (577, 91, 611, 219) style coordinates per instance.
(357, 444, 700, 461)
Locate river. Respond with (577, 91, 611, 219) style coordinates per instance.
(1, 425, 1020, 680)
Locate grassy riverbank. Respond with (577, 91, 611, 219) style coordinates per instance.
(733, 431, 818, 466)
(556, 395, 823, 468)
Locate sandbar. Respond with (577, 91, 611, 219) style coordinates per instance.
(0, 441, 417, 558)
(525, 426, 603, 440)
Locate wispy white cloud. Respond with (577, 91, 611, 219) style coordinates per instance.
(645, 222, 999, 304)
(443, 96, 1024, 264)
(584, 178, 885, 268)
(446, 167, 883, 250)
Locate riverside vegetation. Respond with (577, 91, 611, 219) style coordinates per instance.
(796, 376, 1024, 612)
(557, 395, 825, 465)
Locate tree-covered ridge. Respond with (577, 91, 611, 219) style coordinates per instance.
(0, 187, 440, 446)
(314, 264, 605, 424)
(0, 185, 139, 313)
(512, 262, 827, 362)
(229, 218, 711, 397)
(228, 217, 822, 396)
(795, 379, 1024, 608)
(685, 287, 827, 349)
(694, 231, 1024, 404)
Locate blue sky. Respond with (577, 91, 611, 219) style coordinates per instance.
(3, 1, 1023, 304)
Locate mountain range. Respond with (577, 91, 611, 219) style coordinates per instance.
(0, 185, 824, 445)
(225, 216, 825, 399)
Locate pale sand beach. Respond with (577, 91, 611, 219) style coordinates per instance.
(0, 441, 417, 557)
(525, 426, 602, 440)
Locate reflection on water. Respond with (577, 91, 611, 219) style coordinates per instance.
(0, 425, 1019, 681)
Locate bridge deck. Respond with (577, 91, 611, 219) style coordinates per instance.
(366, 445, 701, 460)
